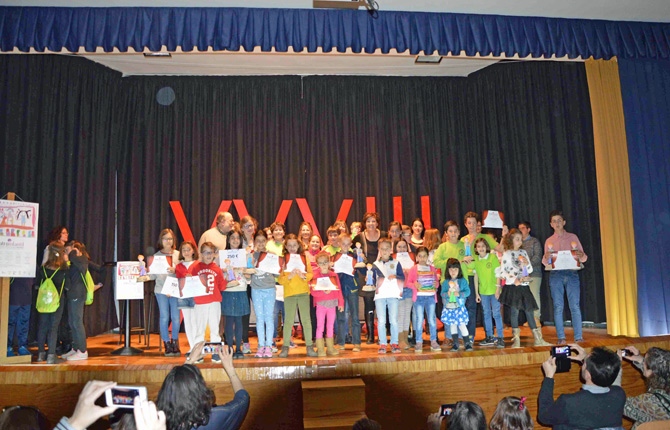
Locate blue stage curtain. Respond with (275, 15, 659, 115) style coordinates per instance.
(618, 58, 670, 336)
(1, 7, 670, 59)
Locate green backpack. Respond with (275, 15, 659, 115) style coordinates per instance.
(82, 270, 95, 305)
(36, 267, 65, 314)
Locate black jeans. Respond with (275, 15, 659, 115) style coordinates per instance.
(68, 295, 87, 352)
(36, 294, 66, 354)
(224, 316, 243, 352)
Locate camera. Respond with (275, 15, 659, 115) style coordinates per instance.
(439, 404, 456, 417)
(105, 386, 148, 408)
(621, 349, 631, 357)
(203, 342, 222, 354)
(551, 345, 572, 373)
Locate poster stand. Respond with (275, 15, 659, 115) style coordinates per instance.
(111, 298, 143, 356)
(0, 192, 32, 364)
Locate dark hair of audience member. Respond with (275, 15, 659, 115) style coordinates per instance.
(448, 401, 487, 430)
(644, 347, 670, 392)
(156, 364, 215, 430)
(585, 347, 621, 387)
(0, 406, 50, 430)
(489, 397, 534, 430)
(352, 417, 382, 430)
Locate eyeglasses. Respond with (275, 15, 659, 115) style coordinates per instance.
(162, 238, 174, 241)
(201, 251, 214, 255)
(243, 224, 254, 229)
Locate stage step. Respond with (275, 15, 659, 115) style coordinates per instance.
(301, 378, 366, 428)
(303, 413, 368, 429)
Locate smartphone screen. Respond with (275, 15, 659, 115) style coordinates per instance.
(551, 345, 570, 357)
(202, 342, 222, 354)
(439, 404, 456, 416)
(105, 386, 147, 408)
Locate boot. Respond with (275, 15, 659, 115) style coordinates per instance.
(315, 338, 326, 357)
(398, 331, 409, 350)
(279, 346, 289, 358)
(164, 341, 173, 357)
(36, 352, 46, 362)
(532, 328, 551, 346)
(326, 338, 339, 356)
(46, 354, 62, 364)
(450, 334, 460, 352)
(171, 340, 181, 357)
(366, 313, 375, 344)
(511, 328, 521, 348)
(305, 343, 318, 357)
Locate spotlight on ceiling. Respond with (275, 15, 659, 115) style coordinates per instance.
(313, 0, 378, 12)
(415, 55, 442, 65)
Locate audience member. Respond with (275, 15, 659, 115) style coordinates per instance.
(427, 401, 487, 430)
(0, 405, 50, 430)
(54, 380, 119, 429)
(538, 344, 625, 429)
(622, 345, 670, 428)
(489, 396, 533, 430)
(352, 417, 382, 430)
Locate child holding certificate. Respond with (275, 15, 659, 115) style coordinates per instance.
(311, 251, 344, 356)
(393, 239, 415, 350)
(149, 228, 181, 357)
(405, 246, 440, 353)
(372, 238, 404, 354)
(277, 234, 316, 358)
(249, 230, 277, 359)
(191, 242, 226, 363)
(332, 233, 361, 352)
(222, 227, 250, 359)
(175, 241, 199, 359)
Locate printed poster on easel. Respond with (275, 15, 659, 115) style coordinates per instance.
(0, 199, 39, 277)
(115, 261, 144, 300)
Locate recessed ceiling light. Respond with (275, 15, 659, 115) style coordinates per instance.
(415, 55, 442, 64)
(143, 52, 172, 58)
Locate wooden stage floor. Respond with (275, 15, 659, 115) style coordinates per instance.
(2, 326, 669, 430)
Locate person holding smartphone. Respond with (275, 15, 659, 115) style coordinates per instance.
(621, 345, 670, 428)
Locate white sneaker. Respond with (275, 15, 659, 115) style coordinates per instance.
(66, 350, 88, 361)
(61, 349, 77, 359)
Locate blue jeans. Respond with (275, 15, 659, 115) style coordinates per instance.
(375, 298, 399, 345)
(155, 293, 180, 342)
(550, 270, 583, 341)
(68, 295, 87, 352)
(480, 294, 503, 338)
(466, 276, 478, 340)
(273, 299, 284, 339)
(8, 304, 30, 347)
(337, 291, 361, 345)
(252, 288, 276, 347)
(413, 296, 436, 342)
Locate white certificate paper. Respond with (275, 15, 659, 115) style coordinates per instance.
(482, 210, 505, 229)
(258, 253, 281, 275)
(375, 278, 402, 300)
(115, 261, 144, 300)
(551, 250, 581, 270)
(176, 276, 209, 298)
(333, 255, 354, 275)
(313, 277, 338, 291)
(395, 252, 414, 270)
(219, 249, 246, 268)
(285, 254, 306, 273)
(147, 255, 170, 275)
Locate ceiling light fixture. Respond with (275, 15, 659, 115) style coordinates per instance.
(143, 52, 172, 58)
(415, 55, 442, 64)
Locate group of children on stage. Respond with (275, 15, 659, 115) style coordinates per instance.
(148, 209, 551, 360)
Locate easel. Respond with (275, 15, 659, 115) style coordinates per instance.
(0, 192, 32, 364)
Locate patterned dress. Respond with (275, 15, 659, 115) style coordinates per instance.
(496, 249, 538, 312)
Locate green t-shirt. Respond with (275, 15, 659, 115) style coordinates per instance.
(461, 234, 498, 276)
(433, 241, 468, 282)
(472, 253, 500, 295)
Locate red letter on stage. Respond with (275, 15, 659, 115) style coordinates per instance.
(274, 200, 294, 224)
(366, 197, 376, 214)
(233, 199, 249, 219)
(421, 195, 431, 229)
(169, 201, 196, 244)
(393, 196, 403, 223)
(295, 198, 320, 238)
(336, 199, 354, 224)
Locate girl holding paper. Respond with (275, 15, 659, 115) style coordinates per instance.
(441, 258, 472, 352)
(393, 239, 415, 350)
(222, 227, 250, 359)
(149, 228, 181, 357)
(406, 246, 440, 353)
(372, 238, 404, 354)
(175, 241, 199, 358)
(496, 229, 550, 348)
(311, 251, 344, 357)
(249, 230, 278, 358)
(277, 234, 316, 358)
